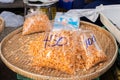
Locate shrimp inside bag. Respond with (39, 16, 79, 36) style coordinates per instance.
(28, 30, 77, 74)
(27, 30, 107, 74)
(22, 11, 52, 35)
(76, 30, 107, 70)
(23, 11, 107, 74)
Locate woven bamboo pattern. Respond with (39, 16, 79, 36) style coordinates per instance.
(0, 21, 118, 80)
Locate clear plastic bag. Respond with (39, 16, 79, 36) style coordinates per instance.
(28, 30, 77, 74)
(76, 30, 107, 70)
(22, 11, 52, 35)
(0, 11, 24, 27)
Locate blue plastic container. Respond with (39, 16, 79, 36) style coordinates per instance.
(58, 0, 73, 10)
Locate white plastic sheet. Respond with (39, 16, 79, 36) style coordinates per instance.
(100, 5, 120, 30)
(66, 5, 104, 22)
(99, 5, 120, 44)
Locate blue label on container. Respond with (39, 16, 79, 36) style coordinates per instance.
(54, 12, 80, 30)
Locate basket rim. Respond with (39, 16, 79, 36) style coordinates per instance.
(0, 21, 118, 80)
(0, 16, 4, 25)
(0, 16, 4, 33)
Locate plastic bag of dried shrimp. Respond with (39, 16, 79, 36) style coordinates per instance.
(22, 10, 52, 35)
(76, 30, 107, 70)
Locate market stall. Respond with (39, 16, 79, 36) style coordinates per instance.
(0, 1, 120, 80)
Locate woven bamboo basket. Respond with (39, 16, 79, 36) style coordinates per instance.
(0, 16, 4, 33)
(0, 21, 118, 80)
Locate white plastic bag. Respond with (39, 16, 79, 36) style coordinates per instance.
(0, 11, 24, 27)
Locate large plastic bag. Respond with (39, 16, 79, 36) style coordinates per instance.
(0, 0, 14, 3)
(28, 30, 77, 74)
(0, 11, 24, 27)
(22, 11, 52, 35)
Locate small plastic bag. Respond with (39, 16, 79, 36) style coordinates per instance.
(77, 30, 107, 70)
(22, 11, 52, 35)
